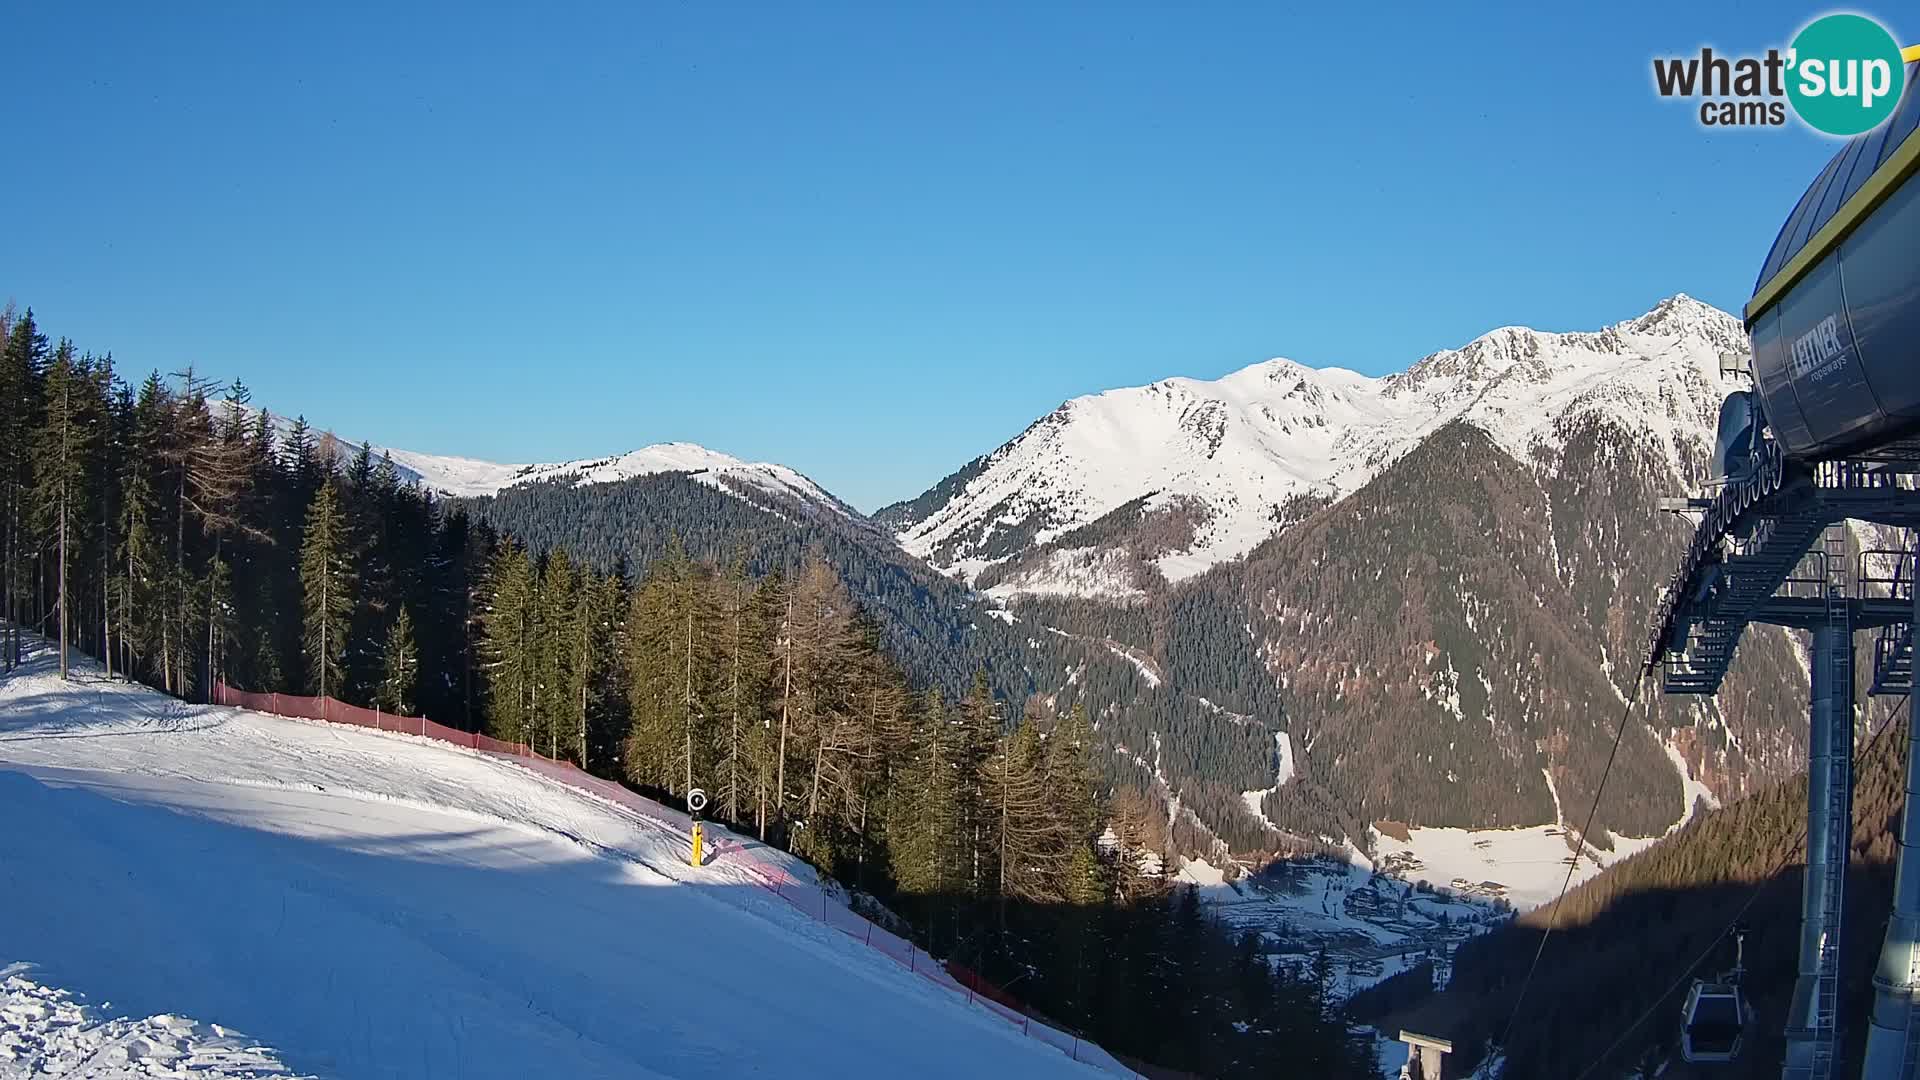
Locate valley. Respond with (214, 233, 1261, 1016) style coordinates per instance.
(0, 291, 1879, 1080)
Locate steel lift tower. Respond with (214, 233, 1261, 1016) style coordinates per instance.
(1647, 55, 1920, 1079)
(1651, 453, 1918, 1077)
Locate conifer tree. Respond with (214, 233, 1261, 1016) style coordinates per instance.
(890, 689, 961, 904)
(954, 670, 1002, 899)
(282, 416, 321, 509)
(623, 541, 715, 796)
(1050, 704, 1109, 905)
(714, 560, 771, 822)
(31, 342, 99, 677)
(480, 542, 537, 744)
(378, 605, 419, 715)
(205, 552, 236, 691)
(576, 566, 625, 769)
(850, 665, 912, 890)
(299, 478, 354, 700)
(113, 374, 169, 679)
(341, 441, 389, 700)
(539, 550, 580, 760)
(1, 310, 48, 669)
(95, 366, 131, 678)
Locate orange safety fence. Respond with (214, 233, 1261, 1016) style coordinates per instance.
(210, 681, 1137, 1076)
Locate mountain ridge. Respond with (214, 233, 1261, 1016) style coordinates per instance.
(244, 403, 857, 527)
(885, 294, 1749, 602)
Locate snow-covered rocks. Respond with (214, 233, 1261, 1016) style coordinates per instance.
(1, 965, 304, 1078)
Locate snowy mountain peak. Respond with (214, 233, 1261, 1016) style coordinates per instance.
(383, 441, 849, 516)
(1622, 292, 1748, 353)
(240, 405, 849, 519)
(890, 295, 1745, 600)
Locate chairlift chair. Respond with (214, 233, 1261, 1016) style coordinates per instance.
(1681, 926, 1751, 1064)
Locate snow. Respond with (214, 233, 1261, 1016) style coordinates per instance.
(371, 448, 533, 497)
(233, 404, 845, 518)
(1239, 732, 1295, 831)
(1369, 825, 1581, 909)
(1366, 817, 1667, 912)
(981, 547, 1149, 603)
(1171, 856, 1236, 898)
(1203, 856, 1500, 1012)
(2, 965, 305, 1078)
(1662, 736, 1722, 829)
(1355, 727, 1713, 911)
(897, 295, 1745, 598)
(386, 441, 850, 516)
(1104, 643, 1162, 688)
(1238, 788, 1272, 828)
(0, 645, 1110, 1080)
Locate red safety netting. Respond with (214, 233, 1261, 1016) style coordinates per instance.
(210, 680, 1135, 1075)
(422, 717, 473, 747)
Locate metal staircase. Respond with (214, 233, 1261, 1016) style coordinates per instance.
(1661, 504, 1831, 694)
(1872, 541, 1915, 696)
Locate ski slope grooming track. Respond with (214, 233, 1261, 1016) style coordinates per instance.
(0, 644, 1112, 1080)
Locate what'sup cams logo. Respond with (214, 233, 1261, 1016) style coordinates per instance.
(1653, 12, 1918, 135)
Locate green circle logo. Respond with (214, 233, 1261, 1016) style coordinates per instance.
(1787, 14, 1907, 136)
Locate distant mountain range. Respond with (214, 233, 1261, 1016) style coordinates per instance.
(879, 294, 1751, 601)
(384, 441, 851, 515)
(306, 294, 1815, 872)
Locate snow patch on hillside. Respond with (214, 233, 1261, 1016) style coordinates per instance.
(1172, 856, 1237, 898)
(1369, 824, 1620, 911)
(1368, 735, 1713, 910)
(1273, 731, 1295, 786)
(1239, 732, 1295, 831)
(1663, 737, 1722, 830)
(1106, 643, 1162, 688)
(982, 548, 1148, 602)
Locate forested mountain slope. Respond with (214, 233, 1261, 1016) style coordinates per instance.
(1408, 699, 1914, 1078)
(1017, 418, 1810, 854)
(456, 472, 1048, 705)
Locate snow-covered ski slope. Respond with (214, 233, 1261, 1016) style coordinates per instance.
(0, 644, 1112, 1079)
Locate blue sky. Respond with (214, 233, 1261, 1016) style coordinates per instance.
(0, 2, 1892, 510)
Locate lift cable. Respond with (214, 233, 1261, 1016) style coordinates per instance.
(1495, 667, 1652, 1054)
(1563, 692, 1909, 1080)
(1567, 846, 1787, 1080)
